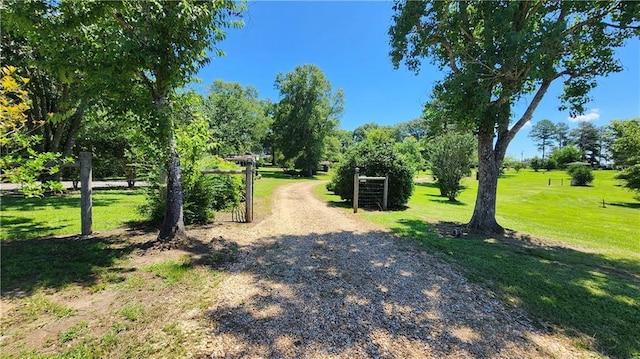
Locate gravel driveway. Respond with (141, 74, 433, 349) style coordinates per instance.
(202, 181, 581, 358)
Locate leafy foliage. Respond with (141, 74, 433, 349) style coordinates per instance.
(273, 64, 344, 176)
(141, 115, 242, 225)
(427, 132, 475, 201)
(615, 164, 640, 193)
(389, 0, 640, 232)
(570, 122, 601, 166)
(395, 136, 426, 174)
(568, 165, 594, 186)
(609, 119, 640, 193)
(0, 66, 68, 197)
(530, 157, 543, 172)
(329, 138, 414, 208)
(550, 145, 583, 169)
(202, 80, 272, 156)
(609, 118, 640, 167)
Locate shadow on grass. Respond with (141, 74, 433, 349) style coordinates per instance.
(426, 194, 467, 206)
(0, 191, 129, 212)
(0, 215, 70, 240)
(391, 219, 640, 359)
(608, 201, 640, 209)
(325, 198, 411, 212)
(0, 233, 139, 297)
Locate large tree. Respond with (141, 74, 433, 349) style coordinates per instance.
(609, 118, 640, 167)
(97, 1, 243, 240)
(202, 80, 272, 156)
(2, 1, 110, 160)
(273, 64, 344, 176)
(570, 121, 601, 165)
(389, 1, 640, 233)
(529, 119, 557, 159)
(555, 122, 570, 148)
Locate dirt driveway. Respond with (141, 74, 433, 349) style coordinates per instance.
(200, 181, 582, 358)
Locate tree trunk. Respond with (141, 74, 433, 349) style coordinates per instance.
(63, 106, 84, 157)
(468, 130, 504, 234)
(158, 138, 186, 241)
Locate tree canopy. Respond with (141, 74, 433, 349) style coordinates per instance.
(202, 80, 272, 156)
(529, 119, 557, 159)
(273, 64, 344, 176)
(389, 0, 640, 232)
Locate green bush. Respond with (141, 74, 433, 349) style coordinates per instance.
(530, 157, 543, 172)
(544, 158, 557, 171)
(568, 165, 594, 186)
(142, 156, 242, 225)
(328, 140, 414, 208)
(141, 114, 243, 225)
(550, 145, 582, 169)
(427, 132, 475, 201)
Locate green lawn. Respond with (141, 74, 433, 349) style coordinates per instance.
(368, 169, 638, 261)
(0, 166, 330, 241)
(316, 168, 640, 358)
(1, 189, 146, 240)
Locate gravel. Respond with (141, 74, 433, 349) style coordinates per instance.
(198, 181, 585, 358)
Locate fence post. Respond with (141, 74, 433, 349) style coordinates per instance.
(245, 160, 254, 223)
(383, 174, 388, 211)
(353, 167, 359, 213)
(80, 152, 92, 236)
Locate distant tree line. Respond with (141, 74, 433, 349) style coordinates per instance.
(528, 118, 639, 171)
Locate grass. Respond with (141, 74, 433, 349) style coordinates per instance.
(252, 165, 331, 217)
(1, 235, 223, 358)
(317, 168, 640, 358)
(0, 189, 146, 240)
(0, 166, 328, 240)
(143, 256, 193, 285)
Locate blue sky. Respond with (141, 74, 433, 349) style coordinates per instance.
(194, 1, 640, 159)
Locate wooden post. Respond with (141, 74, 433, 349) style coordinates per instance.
(353, 167, 359, 213)
(245, 160, 254, 223)
(80, 152, 92, 236)
(383, 174, 388, 211)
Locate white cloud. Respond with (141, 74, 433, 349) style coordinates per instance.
(568, 108, 600, 122)
(523, 120, 532, 128)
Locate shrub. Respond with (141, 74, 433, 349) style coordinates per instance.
(427, 132, 475, 201)
(568, 165, 594, 186)
(142, 156, 243, 225)
(513, 161, 525, 172)
(530, 157, 543, 172)
(550, 145, 582, 169)
(544, 158, 557, 171)
(141, 114, 243, 225)
(329, 140, 414, 208)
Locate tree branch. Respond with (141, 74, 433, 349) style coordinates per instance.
(505, 72, 568, 144)
(441, 41, 461, 74)
(603, 22, 640, 30)
(561, 5, 614, 37)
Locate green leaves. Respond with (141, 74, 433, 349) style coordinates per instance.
(273, 64, 344, 176)
(329, 138, 414, 207)
(202, 80, 272, 156)
(427, 132, 475, 201)
(389, 0, 639, 231)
